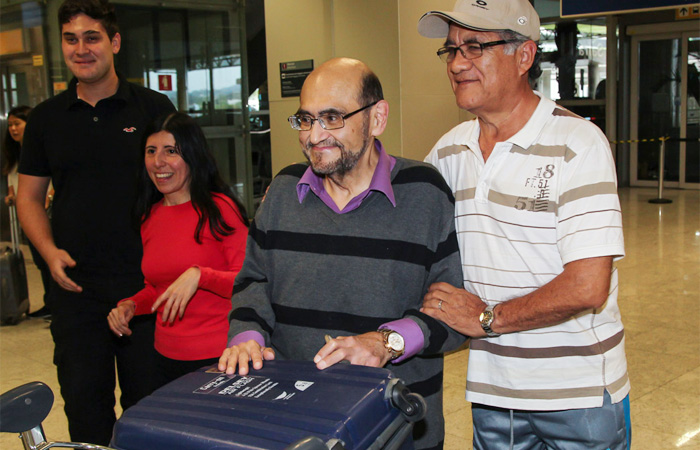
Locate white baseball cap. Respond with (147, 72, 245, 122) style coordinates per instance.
(418, 0, 540, 41)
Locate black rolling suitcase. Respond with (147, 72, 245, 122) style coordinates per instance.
(0, 205, 30, 325)
(111, 360, 426, 450)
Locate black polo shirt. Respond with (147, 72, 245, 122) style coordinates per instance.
(19, 75, 175, 283)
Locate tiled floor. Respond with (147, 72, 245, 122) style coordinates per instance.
(1, 187, 698, 449)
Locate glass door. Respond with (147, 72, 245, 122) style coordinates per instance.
(631, 29, 700, 189)
(115, 1, 254, 210)
(1, 65, 30, 110)
(685, 36, 699, 186)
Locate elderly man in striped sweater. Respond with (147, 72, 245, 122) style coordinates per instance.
(219, 57, 467, 450)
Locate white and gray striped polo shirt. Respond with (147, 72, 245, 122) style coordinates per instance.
(425, 92, 629, 411)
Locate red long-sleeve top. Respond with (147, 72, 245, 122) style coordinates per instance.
(121, 193, 247, 360)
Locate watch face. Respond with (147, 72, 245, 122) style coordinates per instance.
(480, 310, 493, 325)
(387, 332, 405, 351)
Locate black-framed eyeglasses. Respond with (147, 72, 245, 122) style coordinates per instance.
(288, 101, 379, 131)
(436, 40, 517, 63)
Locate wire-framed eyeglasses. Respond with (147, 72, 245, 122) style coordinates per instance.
(436, 40, 517, 63)
(288, 101, 379, 131)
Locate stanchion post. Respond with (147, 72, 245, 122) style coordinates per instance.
(649, 137, 672, 204)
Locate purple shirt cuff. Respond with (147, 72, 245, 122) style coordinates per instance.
(228, 330, 265, 348)
(380, 318, 424, 364)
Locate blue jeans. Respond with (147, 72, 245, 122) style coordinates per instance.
(472, 392, 631, 450)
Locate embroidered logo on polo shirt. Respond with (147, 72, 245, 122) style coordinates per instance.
(123, 127, 137, 133)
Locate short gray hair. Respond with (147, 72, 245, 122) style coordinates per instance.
(498, 30, 543, 86)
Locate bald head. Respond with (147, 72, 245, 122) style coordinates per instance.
(301, 57, 383, 108)
(309, 57, 368, 81)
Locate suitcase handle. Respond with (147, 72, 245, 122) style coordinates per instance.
(285, 436, 331, 450)
(9, 205, 21, 254)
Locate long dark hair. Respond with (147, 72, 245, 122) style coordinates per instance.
(2, 105, 32, 176)
(134, 112, 248, 243)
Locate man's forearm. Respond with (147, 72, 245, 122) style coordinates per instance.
(491, 256, 613, 335)
(17, 192, 56, 261)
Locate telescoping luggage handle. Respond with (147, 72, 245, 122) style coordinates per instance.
(9, 205, 21, 254)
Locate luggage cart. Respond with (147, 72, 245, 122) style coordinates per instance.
(0, 381, 114, 450)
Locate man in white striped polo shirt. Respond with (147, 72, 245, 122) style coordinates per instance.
(417, 1, 631, 449)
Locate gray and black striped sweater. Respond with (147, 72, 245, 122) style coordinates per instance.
(228, 157, 466, 449)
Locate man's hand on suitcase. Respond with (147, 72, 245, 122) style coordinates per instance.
(314, 332, 391, 370)
(218, 340, 276, 376)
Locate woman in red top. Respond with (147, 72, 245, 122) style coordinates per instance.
(108, 112, 248, 388)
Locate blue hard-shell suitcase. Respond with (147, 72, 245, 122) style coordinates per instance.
(110, 360, 426, 450)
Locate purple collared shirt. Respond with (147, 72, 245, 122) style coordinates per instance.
(230, 139, 424, 363)
(296, 139, 396, 213)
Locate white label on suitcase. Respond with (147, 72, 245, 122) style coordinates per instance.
(294, 381, 313, 391)
(193, 374, 314, 401)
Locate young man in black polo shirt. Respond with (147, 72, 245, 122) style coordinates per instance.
(16, 0, 175, 444)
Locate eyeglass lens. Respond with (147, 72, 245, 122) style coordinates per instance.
(289, 113, 344, 131)
(438, 43, 483, 63)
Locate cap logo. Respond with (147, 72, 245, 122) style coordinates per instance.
(472, 0, 488, 10)
(518, 16, 527, 26)
(123, 127, 137, 133)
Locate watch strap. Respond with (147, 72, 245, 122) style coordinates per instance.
(480, 304, 500, 337)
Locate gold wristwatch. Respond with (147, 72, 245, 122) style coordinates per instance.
(479, 304, 500, 337)
(379, 329, 405, 360)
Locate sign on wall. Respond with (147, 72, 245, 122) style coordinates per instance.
(158, 75, 173, 91)
(280, 60, 314, 98)
(676, 5, 700, 18)
(561, 0, 698, 17)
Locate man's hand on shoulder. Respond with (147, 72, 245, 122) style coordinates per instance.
(218, 340, 275, 376)
(314, 332, 392, 370)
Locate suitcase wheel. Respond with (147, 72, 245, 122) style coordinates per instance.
(403, 392, 427, 423)
(387, 378, 427, 423)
